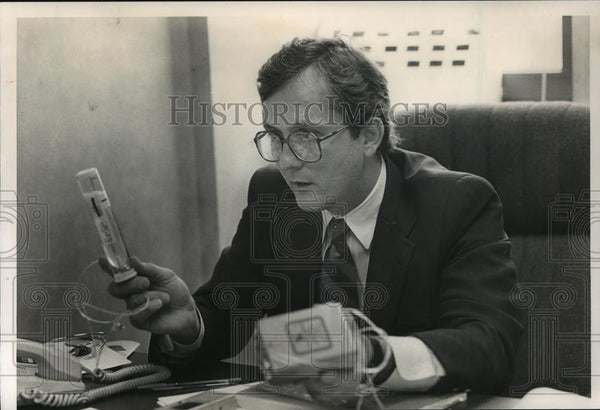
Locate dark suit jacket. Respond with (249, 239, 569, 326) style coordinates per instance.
(150, 148, 523, 394)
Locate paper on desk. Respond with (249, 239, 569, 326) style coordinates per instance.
(157, 382, 258, 407)
(49, 340, 133, 372)
(106, 340, 140, 358)
(78, 347, 131, 373)
(515, 387, 597, 409)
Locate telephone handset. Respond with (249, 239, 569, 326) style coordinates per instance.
(16, 339, 86, 407)
(17, 338, 83, 382)
(16, 338, 171, 407)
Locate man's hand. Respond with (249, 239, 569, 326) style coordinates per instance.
(100, 256, 200, 344)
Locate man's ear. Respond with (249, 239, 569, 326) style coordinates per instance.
(360, 117, 384, 157)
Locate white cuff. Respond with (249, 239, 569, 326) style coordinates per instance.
(160, 307, 205, 358)
(380, 336, 446, 392)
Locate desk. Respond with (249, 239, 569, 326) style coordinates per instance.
(51, 388, 520, 410)
(466, 395, 521, 409)
(20, 353, 522, 409)
(62, 390, 521, 410)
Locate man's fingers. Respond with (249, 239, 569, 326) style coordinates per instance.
(129, 298, 163, 326)
(126, 293, 148, 311)
(109, 276, 150, 298)
(130, 256, 175, 284)
(126, 291, 170, 311)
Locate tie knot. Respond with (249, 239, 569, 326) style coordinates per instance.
(327, 217, 348, 245)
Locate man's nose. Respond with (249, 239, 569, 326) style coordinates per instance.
(278, 142, 303, 171)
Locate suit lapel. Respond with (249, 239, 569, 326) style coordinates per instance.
(365, 153, 416, 331)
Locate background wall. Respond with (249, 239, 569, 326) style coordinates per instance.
(208, 17, 317, 251)
(209, 10, 581, 249)
(318, 10, 566, 104)
(17, 18, 217, 352)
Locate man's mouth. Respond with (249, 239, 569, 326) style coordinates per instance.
(290, 181, 313, 188)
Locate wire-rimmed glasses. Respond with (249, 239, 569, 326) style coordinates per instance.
(253, 125, 350, 163)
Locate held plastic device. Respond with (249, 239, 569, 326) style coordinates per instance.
(258, 304, 393, 409)
(76, 168, 136, 283)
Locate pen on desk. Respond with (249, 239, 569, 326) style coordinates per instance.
(138, 378, 242, 391)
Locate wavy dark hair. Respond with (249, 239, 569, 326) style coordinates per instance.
(257, 37, 398, 154)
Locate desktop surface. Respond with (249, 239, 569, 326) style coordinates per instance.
(18, 352, 522, 409)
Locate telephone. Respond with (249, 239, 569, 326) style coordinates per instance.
(16, 339, 86, 407)
(17, 338, 83, 382)
(16, 338, 171, 407)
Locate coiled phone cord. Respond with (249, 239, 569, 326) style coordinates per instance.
(20, 364, 171, 407)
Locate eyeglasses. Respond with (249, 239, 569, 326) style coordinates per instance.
(253, 126, 350, 163)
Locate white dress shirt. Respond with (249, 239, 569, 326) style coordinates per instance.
(321, 156, 445, 390)
(165, 156, 445, 391)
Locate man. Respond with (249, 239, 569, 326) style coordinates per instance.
(108, 37, 522, 394)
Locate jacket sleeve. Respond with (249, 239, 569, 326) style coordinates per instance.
(149, 169, 270, 366)
(412, 174, 523, 394)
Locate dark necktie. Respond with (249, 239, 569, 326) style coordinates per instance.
(318, 218, 360, 309)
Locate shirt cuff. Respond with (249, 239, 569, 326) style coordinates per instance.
(380, 336, 446, 392)
(159, 307, 205, 358)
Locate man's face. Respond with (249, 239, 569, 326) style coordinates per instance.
(262, 67, 371, 212)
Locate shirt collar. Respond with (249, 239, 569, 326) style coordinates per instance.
(322, 157, 387, 250)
